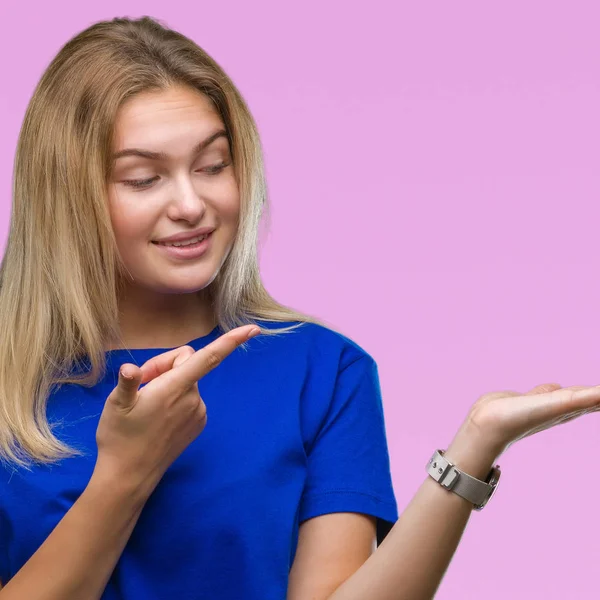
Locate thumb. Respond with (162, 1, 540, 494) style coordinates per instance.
(112, 364, 142, 409)
(524, 383, 562, 395)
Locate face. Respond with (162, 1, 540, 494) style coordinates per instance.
(107, 85, 240, 296)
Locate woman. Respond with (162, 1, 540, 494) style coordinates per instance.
(0, 15, 598, 600)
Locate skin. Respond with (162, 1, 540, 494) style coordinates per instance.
(106, 85, 240, 350)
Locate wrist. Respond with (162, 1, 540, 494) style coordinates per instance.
(90, 461, 155, 510)
(443, 418, 503, 481)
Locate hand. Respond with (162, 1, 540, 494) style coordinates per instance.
(466, 381, 600, 457)
(94, 324, 260, 497)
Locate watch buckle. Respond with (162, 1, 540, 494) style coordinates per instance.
(427, 451, 460, 490)
(439, 466, 460, 490)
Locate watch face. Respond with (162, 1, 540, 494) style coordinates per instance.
(484, 467, 501, 506)
(488, 466, 501, 486)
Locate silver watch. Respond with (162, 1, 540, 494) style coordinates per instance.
(426, 449, 501, 511)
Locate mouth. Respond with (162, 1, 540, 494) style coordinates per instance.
(152, 231, 213, 248)
(151, 231, 214, 260)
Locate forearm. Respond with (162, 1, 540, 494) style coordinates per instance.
(0, 468, 150, 600)
(328, 420, 501, 600)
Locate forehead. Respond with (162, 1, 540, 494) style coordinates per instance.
(113, 86, 223, 140)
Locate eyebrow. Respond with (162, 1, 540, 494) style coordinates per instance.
(111, 129, 228, 162)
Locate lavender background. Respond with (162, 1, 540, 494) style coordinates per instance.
(1, 2, 599, 597)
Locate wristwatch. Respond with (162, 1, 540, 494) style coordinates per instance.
(426, 449, 501, 511)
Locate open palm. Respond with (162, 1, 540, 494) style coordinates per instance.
(468, 382, 600, 454)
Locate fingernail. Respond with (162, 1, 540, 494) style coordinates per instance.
(120, 368, 133, 380)
(247, 327, 261, 340)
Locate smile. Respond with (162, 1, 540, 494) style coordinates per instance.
(151, 232, 213, 260)
(155, 233, 209, 247)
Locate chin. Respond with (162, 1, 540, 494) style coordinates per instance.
(176, 270, 220, 293)
(162, 279, 214, 295)
(130, 271, 216, 296)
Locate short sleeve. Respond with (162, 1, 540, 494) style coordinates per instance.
(298, 355, 399, 545)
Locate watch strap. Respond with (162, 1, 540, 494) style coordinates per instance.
(426, 449, 501, 510)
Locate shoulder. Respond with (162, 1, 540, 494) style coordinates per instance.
(254, 319, 375, 371)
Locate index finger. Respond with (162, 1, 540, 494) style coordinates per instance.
(162, 325, 260, 391)
(137, 345, 196, 385)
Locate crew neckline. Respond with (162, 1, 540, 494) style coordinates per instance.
(104, 324, 222, 370)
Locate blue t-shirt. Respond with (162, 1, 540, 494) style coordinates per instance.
(0, 320, 398, 599)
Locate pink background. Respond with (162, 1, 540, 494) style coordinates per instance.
(1, 2, 599, 598)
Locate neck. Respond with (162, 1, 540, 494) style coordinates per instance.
(107, 284, 217, 350)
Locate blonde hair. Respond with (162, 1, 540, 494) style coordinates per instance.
(0, 15, 332, 467)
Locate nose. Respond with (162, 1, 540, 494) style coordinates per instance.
(166, 177, 207, 223)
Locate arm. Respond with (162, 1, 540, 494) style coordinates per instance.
(326, 419, 500, 600)
(288, 513, 377, 599)
(325, 379, 600, 600)
(0, 327, 256, 600)
(0, 467, 151, 600)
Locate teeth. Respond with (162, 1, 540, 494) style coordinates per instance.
(160, 234, 208, 247)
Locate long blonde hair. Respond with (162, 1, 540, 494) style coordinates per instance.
(0, 16, 332, 467)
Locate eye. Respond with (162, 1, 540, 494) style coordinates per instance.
(122, 162, 230, 191)
(123, 176, 159, 189)
(199, 161, 229, 175)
